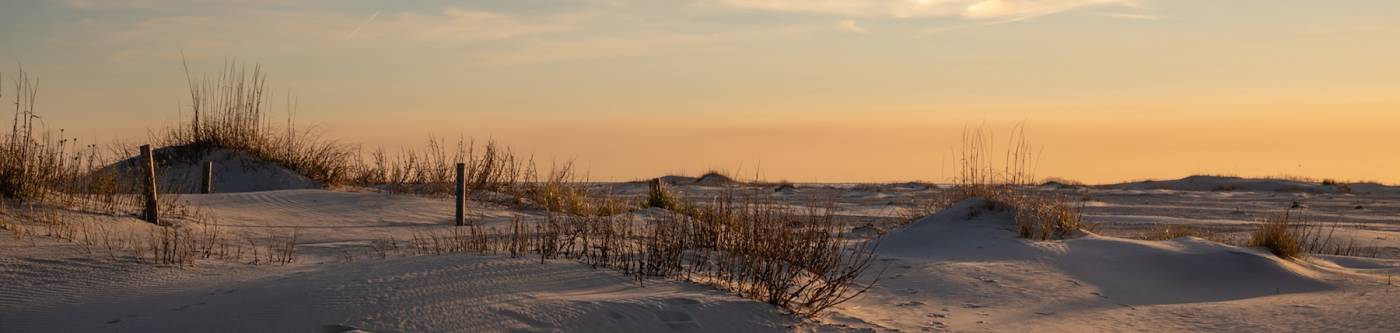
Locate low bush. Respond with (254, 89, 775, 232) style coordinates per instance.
(1250, 213, 1303, 259)
(904, 125, 1087, 240)
(159, 61, 356, 187)
(643, 178, 683, 210)
(399, 188, 881, 317)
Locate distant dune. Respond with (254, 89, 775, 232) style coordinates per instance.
(1100, 175, 1398, 194)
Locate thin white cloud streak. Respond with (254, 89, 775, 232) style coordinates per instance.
(388, 8, 586, 44)
(343, 11, 380, 41)
(921, 15, 1028, 34)
(1093, 12, 1161, 20)
(717, 0, 1140, 20)
(88, 5, 781, 66)
(77, 1, 1149, 67)
(963, 0, 1137, 19)
(63, 0, 294, 10)
(837, 20, 868, 33)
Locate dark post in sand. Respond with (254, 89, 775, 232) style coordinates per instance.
(140, 144, 159, 224)
(202, 161, 214, 194)
(456, 162, 466, 226)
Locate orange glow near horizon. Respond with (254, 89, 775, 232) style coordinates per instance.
(4, 1, 1399, 184)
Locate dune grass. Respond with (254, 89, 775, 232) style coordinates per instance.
(1, 67, 75, 204)
(643, 178, 683, 210)
(0, 67, 184, 218)
(1248, 211, 1378, 259)
(0, 66, 296, 267)
(403, 188, 880, 317)
(158, 60, 356, 187)
(2, 200, 300, 267)
(1250, 213, 1305, 259)
(909, 124, 1087, 240)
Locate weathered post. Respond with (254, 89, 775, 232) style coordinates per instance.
(455, 162, 466, 226)
(202, 161, 214, 194)
(140, 144, 159, 225)
(650, 178, 666, 194)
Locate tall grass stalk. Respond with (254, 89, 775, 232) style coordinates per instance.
(159, 60, 355, 186)
(919, 124, 1084, 240)
(1249, 211, 1378, 259)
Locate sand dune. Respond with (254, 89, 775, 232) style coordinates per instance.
(1105, 175, 1399, 194)
(5, 182, 1400, 332)
(4, 254, 795, 332)
(107, 148, 322, 193)
(833, 198, 1398, 332)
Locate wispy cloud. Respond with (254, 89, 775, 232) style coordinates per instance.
(1093, 12, 1160, 21)
(385, 8, 586, 45)
(921, 16, 1026, 34)
(81, 4, 766, 66)
(962, 0, 1137, 19)
(71, 1, 1146, 67)
(343, 11, 380, 41)
(837, 19, 868, 33)
(716, 0, 1139, 20)
(63, 0, 293, 10)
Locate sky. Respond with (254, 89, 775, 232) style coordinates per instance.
(1, 0, 1398, 184)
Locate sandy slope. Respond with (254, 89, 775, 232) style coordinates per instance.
(3, 251, 797, 332)
(5, 181, 1400, 332)
(0, 186, 810, 333)
(185, 189, 533, 250)
(105, 148, 324, 194)
(831, 199, 1400, 332)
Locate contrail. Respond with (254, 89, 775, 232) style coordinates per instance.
(344, 10, 380, 41)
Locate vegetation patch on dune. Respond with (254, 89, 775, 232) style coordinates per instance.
(906, 125, 1088, 241)
(1248, 211, 1379, 259)
(159, 61, 356, 187)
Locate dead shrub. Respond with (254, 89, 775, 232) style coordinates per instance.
(1250, 213, 1303, 259)
(1006, 192, 1085, 240)
(643, 178, 683, 210)
(159, 60, 356, 187)
(395, 188, 881, 317)
(913, 124, 1086, 240)
(1248, 211, 1378, 259)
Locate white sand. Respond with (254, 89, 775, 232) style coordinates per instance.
(4, 179, 1400, 332)
(832, 198, 1400, 332)
(2, 250, 796, 332)
(112, 148, 323, 193)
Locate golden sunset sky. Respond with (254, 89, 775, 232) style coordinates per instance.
(2, 0, 1397, 183)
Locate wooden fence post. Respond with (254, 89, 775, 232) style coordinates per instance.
(202, 161, 214, 194)
(455, 162, 466, 226)
(140, 144, 159, 225)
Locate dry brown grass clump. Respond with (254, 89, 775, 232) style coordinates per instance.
(1248, 211, 1378, 259)
(913, 124, 1086, 240)
(352, 138, 524, 196)
(348, 137, 633, 217)
(665, 191, 881, 316)
(1004, 192, 1085, 240)
(1250, 213, 1304, 259)
(0, 68, 171, 218)
(159, 61, 356, 186)
(643, 178, 683, 210)
(1, 204, 300, 267)
(1, 68, 84, 204)
(398, 188, 880, 317)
